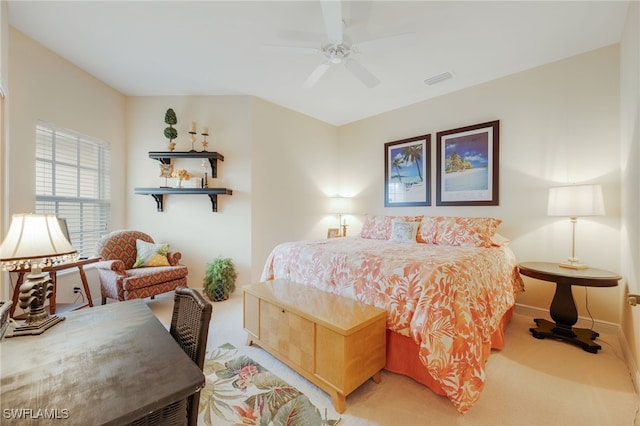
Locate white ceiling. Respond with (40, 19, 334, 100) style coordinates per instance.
(7, 1, 629, 126)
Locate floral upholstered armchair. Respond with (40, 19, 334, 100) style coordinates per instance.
(95, 230, 188, 304)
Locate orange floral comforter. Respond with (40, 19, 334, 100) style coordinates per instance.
(260, 237, 525, 414)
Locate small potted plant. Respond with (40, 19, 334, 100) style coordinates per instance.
(164, 108, 178, 151)
(203, 256, 237, 302)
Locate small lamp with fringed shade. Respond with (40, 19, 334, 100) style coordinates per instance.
(547, 184, 604, 270)
(0, 214, 78, 337)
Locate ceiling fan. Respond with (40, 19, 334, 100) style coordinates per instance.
(267, 0, 414, 89)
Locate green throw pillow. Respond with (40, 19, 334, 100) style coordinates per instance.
(133, 239, 170, 268)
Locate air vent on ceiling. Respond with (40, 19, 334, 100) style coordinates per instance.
(424, 71, 454, 86)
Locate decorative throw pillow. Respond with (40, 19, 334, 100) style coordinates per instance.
(389, 219, 419, 243)
(133, 239, 170, 268)
(360, 214, 423, 240)
(416, 216, 438, 244)
(432, 216, 502, 248)
(360, 215, 391, 240)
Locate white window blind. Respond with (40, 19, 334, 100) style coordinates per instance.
(35, 122, 111, 257)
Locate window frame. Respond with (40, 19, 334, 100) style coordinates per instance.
(35, 121, 111, 257)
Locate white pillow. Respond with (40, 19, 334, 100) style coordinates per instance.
(389, 220, 419, 243)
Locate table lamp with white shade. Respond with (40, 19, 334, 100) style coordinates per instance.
(329, 197, 353, 237)
(547, 184, 605, 270)
(0, 213, 78, 337)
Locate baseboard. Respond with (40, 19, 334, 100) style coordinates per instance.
(514, 303, 619, 335)
(617, 326, 640, 402)
(515, 303, 640, 400)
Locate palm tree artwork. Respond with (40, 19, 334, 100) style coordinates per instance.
(392, 156, 404, 183)
(385, 136, 430, 207)
(390, 143, 423, 186)
(402, 144, 423, 182)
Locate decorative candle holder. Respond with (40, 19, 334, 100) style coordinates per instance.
(201, 159, 209, 188)
(189, 131, 197, 152)
(201, 132, 209, 152)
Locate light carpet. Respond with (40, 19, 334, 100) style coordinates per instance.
(147, 290, 638, 425)
(199, 343, 339, 425)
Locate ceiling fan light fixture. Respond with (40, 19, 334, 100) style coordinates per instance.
(323, 43, 351, 64)
(424, 71, 454, 86)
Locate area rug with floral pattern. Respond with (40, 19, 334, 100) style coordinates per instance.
(199, 343, 340, 426)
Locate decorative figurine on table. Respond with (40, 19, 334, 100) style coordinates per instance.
(163, 108, 178, 152)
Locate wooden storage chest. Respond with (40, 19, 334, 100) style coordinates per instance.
(243, 280, 387, 413)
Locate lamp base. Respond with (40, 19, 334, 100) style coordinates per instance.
(5, 315, 65, 338)
(559, 262, 589, 270)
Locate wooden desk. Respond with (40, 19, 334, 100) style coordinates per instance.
(0, 299, 204, 425)
(10, 257, 99, 318)
(518, 262, 620, 353)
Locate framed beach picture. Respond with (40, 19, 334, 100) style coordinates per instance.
(436, 120, 499, 206)
(384, 134, 431, 207)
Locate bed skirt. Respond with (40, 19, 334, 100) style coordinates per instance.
(384, 305, 515, 396)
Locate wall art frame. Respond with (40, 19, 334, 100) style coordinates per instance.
(436, 120, 499, 206)
(327, 228, 341, 238)
(384, 134, 431, 207)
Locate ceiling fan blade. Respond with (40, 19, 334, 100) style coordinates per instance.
(321, 0, 343, 44)
(303, 63, 331, 89)
(344, 59, 380, 88)
(354, 33, 417, 54)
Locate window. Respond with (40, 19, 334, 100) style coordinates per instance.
(35, 122, 111, 257)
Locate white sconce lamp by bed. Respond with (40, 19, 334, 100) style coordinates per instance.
(547, 184, 604, 270)
(0, 214, 78, 337)
(329, 197, 353, 237)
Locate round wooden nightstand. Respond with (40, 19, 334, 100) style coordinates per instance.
(518, 261, 621, 353)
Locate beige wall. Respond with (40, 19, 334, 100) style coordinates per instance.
(125, 96, 337, 289)
(7, 28, 127, 223)
(126, 96, 254, 289)
(250, 98, 339, 281)
(339, 45, 621, 324)
(6, 27, 127, 302)
(4, 15, 631, 339)
(620, 0, 640, 375)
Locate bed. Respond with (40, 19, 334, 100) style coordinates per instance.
(260, 215, 525, 414)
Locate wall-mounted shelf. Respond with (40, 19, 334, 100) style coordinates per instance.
(134, 187, 233, 213)
(148, 151, 224, 178)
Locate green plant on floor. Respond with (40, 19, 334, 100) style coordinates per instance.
(203, 256, 237, 302)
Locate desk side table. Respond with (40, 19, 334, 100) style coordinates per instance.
(1, 300, 204, 425)
(9, 257, 99, 318)
(518, 262, 620, 354)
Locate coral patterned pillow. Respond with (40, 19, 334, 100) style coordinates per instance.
(432, 216, 502, 248)
(416, 216, 438, 244)
(133, 239, 170, 268)
(360, 215, 423, 240)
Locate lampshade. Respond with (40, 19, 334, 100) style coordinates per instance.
(329, 197, 353, 214)
(0, 213, 77, 270)
(547, 184, 605, 218)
